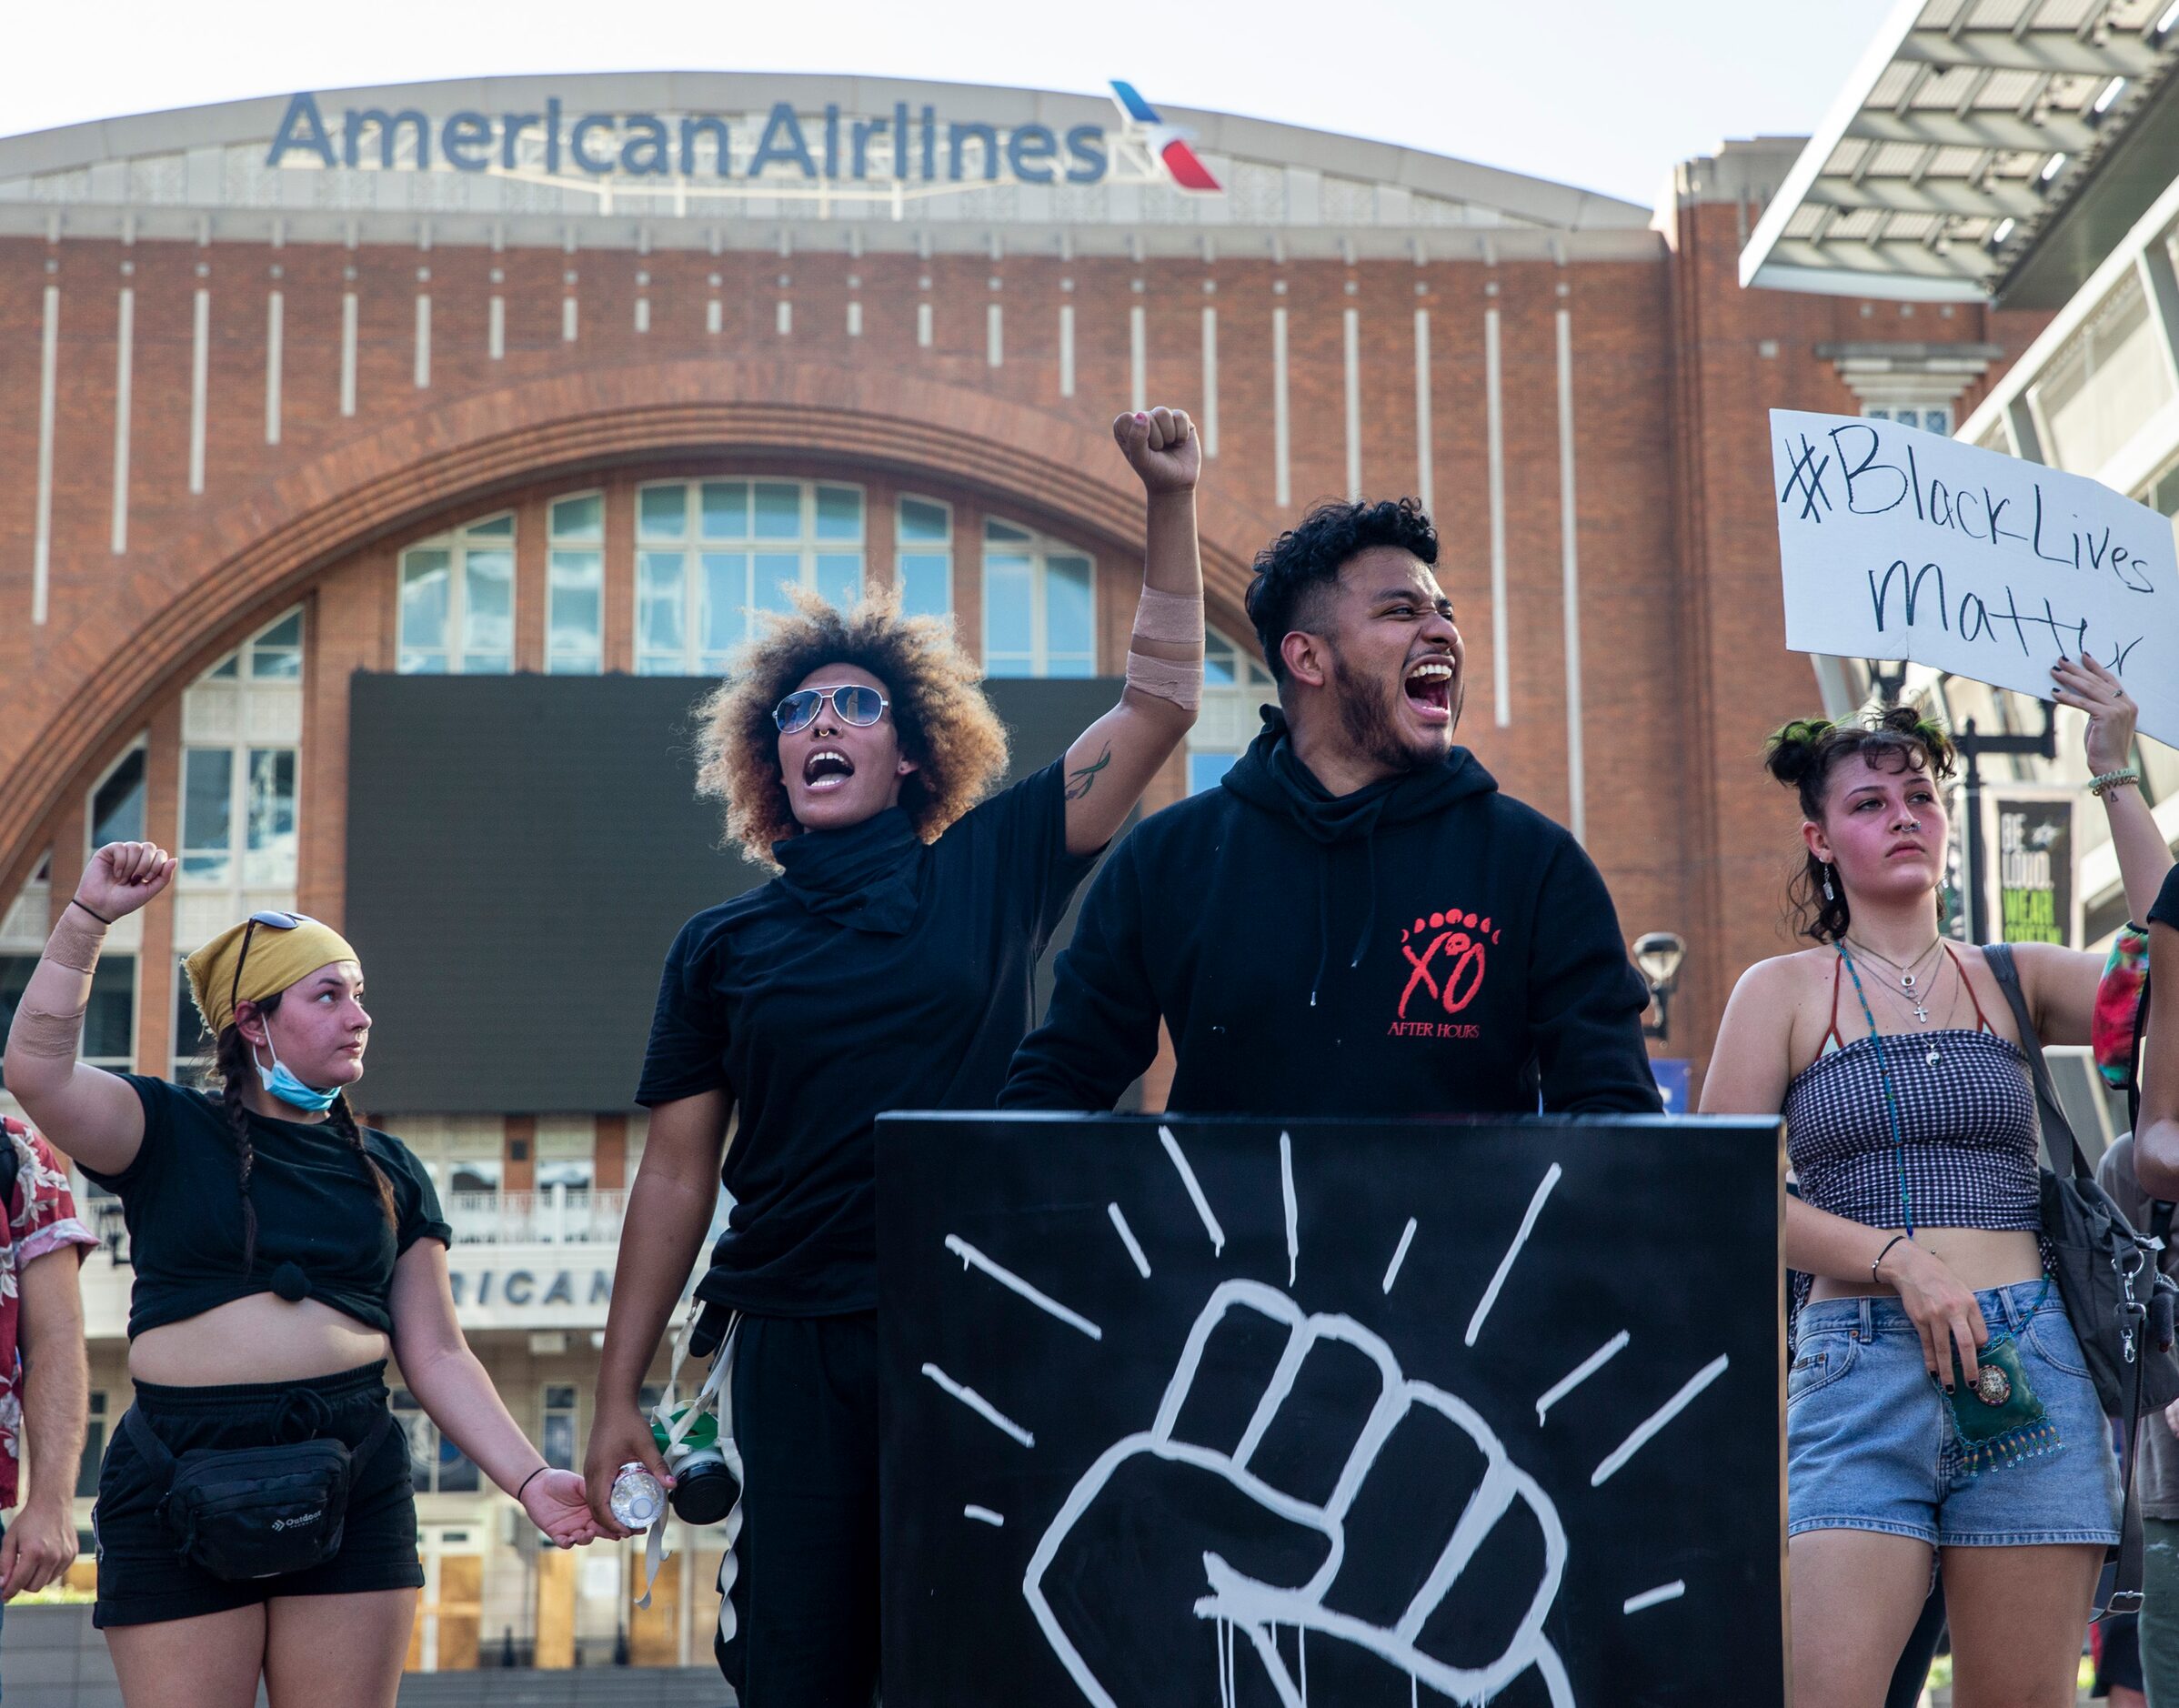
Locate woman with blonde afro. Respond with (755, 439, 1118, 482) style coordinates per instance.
(587, 408, 1207, 1703)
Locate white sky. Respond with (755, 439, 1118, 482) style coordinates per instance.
(0, 0, 1897, 207)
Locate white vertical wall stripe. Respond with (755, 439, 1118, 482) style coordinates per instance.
(1200, 306, 1219, 457)
(111, 286, 135, 554)
(265, 290, 284, 445)
(776, 299, 792, 336)
(917, 301, 933, 347)
(1555, 306, 1586, 843)
(1342, 306, 1362, 500)
(1412, 308, 1434, 518)
(1484, 306, 1510, 728)
(488, 296, 506, 359)
(848, 300, 863, 337)
(414, 294, 432, 388)
(188, 288, 211, 495)
(339, 292, 358, 417)
(1272, 306, 1291, 509)
(562, 296, 579, 343)
(1059, 303, 1075, 397)
(32, 285, 58, 624)
(1130, 305, 1147, 413)
(705, 298, 722, 337)
(987, 302, 1003, 367)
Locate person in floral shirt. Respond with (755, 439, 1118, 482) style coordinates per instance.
(0, 1112, 94, 1611)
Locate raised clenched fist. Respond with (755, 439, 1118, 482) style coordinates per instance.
(1024, 1280, 1572, 1707)
(73, 841, 176, 926)
(1113, 407, 1201, 497)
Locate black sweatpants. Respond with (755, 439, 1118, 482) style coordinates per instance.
(716, 1311, 879, 1707)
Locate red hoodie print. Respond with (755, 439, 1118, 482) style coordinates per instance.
(1392, 909, 1500, 1038)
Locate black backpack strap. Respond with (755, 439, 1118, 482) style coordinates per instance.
(1980, 942, 2092, 1181)
(354, 1404, 396, 1468)
(123, 1399, 394, 1479)
(122, 1405, 176, 1482)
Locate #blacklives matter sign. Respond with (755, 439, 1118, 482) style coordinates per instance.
(878, 1114, 1785, 1706)
(1771, 409, 2179, 747)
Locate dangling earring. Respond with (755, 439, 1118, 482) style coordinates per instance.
(1821, 862, 1835, 901)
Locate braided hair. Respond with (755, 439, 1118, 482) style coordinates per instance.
(214, 990, 397, 1274)
(1764, 706, 1957, 945)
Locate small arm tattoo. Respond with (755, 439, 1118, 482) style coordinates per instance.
(1065, 746, 1113, 801)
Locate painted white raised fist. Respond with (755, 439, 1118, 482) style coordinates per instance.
(1024, 1280, 1574, 1707)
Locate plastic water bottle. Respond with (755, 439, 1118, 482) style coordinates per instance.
(610, 1462, 665, 1529)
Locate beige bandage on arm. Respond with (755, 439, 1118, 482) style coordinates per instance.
(8, 916, 100, 1061)
(1130, 586, 1203, 648)
(1126, 648, 1204, 709)
(1126, 584, 1203, 708)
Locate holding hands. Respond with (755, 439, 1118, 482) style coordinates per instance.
(521, 1468, 604, 1548)
(1112, 407, 1200, 496)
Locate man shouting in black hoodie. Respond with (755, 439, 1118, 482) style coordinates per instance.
(1001, 496, 1661, 1118)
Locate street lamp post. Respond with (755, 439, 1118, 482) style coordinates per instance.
(1956, 705, 2055, 944)
(1632, 931, 1687, 1042)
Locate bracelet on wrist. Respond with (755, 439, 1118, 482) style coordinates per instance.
(514, 1464, 548, 1502)
(1871, 1232, 1911, 1285)
(2088, 769, 2142, 798)
(67, 898, 112, 926)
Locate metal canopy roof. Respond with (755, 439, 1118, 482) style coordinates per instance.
(1741, 0, 2179, 300)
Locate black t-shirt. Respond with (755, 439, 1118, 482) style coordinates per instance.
(2154, 864, 2179, 933)
(637, 759, 1096, 1317)
(85, 1077, 451, 1339)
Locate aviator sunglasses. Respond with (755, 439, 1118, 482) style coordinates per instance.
(773, 684, 890, 735)
(228, 909, 319, 1020)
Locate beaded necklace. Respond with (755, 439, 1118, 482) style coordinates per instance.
(1837, 940, 1915, 1239)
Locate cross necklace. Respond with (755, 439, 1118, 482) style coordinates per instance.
(1845, 937, 1948, 1054)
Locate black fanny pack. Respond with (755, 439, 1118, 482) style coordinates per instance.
(123, 1402, 394, 1582)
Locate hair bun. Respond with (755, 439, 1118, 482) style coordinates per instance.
(1764, 718, 1833, 786)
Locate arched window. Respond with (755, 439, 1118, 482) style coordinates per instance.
(178, 608, 305, 950)
(896, 496, 953, 619)
(398, 513, 515, 675)
(637, 480, 865, 674)
(547, 495, 606, 674)
(982, 519, 1094, 677)
(1186, 628, 1277, 794)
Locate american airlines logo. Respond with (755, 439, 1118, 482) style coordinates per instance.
(263, 80, 1222, 197)
(1109, 81, 1221, 192)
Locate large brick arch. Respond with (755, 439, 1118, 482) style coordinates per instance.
(0, 361, 1270, 899)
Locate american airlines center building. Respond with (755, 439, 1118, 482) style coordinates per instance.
(0, 73, 2040, 1669)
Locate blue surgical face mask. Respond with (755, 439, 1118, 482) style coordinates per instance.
(254, 1034, 340, 1115)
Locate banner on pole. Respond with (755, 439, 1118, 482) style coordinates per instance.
(1987, 785, 2080, 949)
(1770, 409, 2179, 747)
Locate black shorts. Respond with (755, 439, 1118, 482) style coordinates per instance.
(93, 1361, 424, 1628)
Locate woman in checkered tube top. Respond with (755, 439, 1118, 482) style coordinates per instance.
(1699, 668, 2174, 1708)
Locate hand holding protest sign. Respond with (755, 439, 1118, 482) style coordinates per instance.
(1771, 409, 2179, 746)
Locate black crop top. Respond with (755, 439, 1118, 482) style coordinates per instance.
(83, 1076, 452, 1340)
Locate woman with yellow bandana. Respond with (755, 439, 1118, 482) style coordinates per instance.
(1, 841, 599, 1708)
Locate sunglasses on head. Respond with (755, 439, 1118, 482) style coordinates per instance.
(773, 684, 889, 735)
(229, 909, 319, 1020)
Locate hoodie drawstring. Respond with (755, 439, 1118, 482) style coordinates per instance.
(1308, 837, 1381, 1008)
(1349, 837, 1380, 973)
(1309, 858, 1332, 1008)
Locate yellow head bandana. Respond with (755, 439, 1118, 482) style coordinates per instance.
(184, 914, 361, 1038)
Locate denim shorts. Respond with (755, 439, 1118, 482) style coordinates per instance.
(1787, 1278, 2121, 1549)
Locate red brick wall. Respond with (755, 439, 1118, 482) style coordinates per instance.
(0, 216, 2038, 1085)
